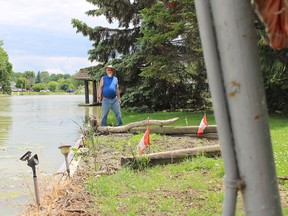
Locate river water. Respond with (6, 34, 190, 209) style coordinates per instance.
(0, 95, 100, 215)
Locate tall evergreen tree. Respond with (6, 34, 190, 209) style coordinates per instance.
(35, 71, 41, 84)
(0, 41, 13, 94)
(72, 0, 209, 111)
(72, 0, 156, 63)
(128, 0, 208, 110)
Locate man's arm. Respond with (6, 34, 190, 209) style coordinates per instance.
(116, 84, 121, 104)
(98, 77, 104, 102)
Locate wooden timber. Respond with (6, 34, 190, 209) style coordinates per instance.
(129, 125, 217, 135)
(121, 145, 221, 166)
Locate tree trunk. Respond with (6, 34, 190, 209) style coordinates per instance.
(95, 117, 179, 133)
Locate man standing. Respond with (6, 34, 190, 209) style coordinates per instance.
(98, 65, 123, 126)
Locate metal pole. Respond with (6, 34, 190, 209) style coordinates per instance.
(210, 0, 282, 215)
(195, 1, 239, 215)
(65, 154, 70, 178)
(32, 167, 40, 207)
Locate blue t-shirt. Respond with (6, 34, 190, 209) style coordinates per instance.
(102, 75, 118, 98)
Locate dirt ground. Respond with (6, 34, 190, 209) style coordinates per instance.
(20, 134, 219, 215)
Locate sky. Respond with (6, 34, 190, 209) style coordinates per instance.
(0, 0, 115, 75)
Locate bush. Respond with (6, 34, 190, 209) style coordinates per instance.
(32, 83, 47, 92)
(59, 80, 70, 91)
(47, 81, 58, 92)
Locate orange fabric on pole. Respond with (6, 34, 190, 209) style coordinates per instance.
(137, 122, 150, 154)
(144, 123, 150, 146)
(197, 114, 208, 137)
(255, 0, 288, 49)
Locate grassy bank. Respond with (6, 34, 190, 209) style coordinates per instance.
(87, 157, 224, 215)
(86, 112, 288, 215)
(20, 111, 288, 215)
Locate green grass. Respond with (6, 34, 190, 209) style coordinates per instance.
(87, 157, 225, 216)
(269, 114, 288, 177)
(105, 110, 216, 127)
(88, 111, 288, 215)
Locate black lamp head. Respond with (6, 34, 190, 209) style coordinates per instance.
(27, 154, 39, 168)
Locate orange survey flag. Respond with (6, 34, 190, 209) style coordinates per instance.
(255, 0, 288, 49)
(137, 122, 150, 154)
(197, 114, 208, 137)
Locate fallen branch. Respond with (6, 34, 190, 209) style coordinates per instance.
(121, 145, 221, 166)
(96, 117, 179, 133)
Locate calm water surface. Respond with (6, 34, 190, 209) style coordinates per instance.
(0, 95, 100, 215)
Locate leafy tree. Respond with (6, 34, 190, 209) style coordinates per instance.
(58, 79, 70, 91)
(16, 77, 29, 90)
(68, 83, 75, 90)
(40, 71, 49, 83)
(13, 72, 23, 82)
(63, 74, 71, 79)
(70, 75, 83, 90)
(0, 41, 13, 94)
(32, 83, 46, 92)
(48, 73, 64, 82)
(47, 81, 58, 92)
(23, 71, 35, 88)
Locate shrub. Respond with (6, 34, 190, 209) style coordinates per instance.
(47, 81, 58, 92)
(32, 83, 47, 92)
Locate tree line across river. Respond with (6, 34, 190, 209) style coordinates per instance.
(11, 71, 83, 93)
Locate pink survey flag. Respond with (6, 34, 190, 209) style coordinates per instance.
(197, 114, 208, 136)
(137, 123, 150, 154)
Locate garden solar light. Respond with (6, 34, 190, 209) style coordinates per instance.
(58, 144, 71, 178)
(20, 151, 40, 207)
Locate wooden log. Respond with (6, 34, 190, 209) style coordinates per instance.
(183, 133, 218, 139)
(96, 117, 179, 133)
(129, 125, 217, 135)
(121, 145, 221, 166)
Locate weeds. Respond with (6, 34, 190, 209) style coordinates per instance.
(20, 176, 93, 215)
(87, 160, 225, 215)
(125, 152, 151, 171)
